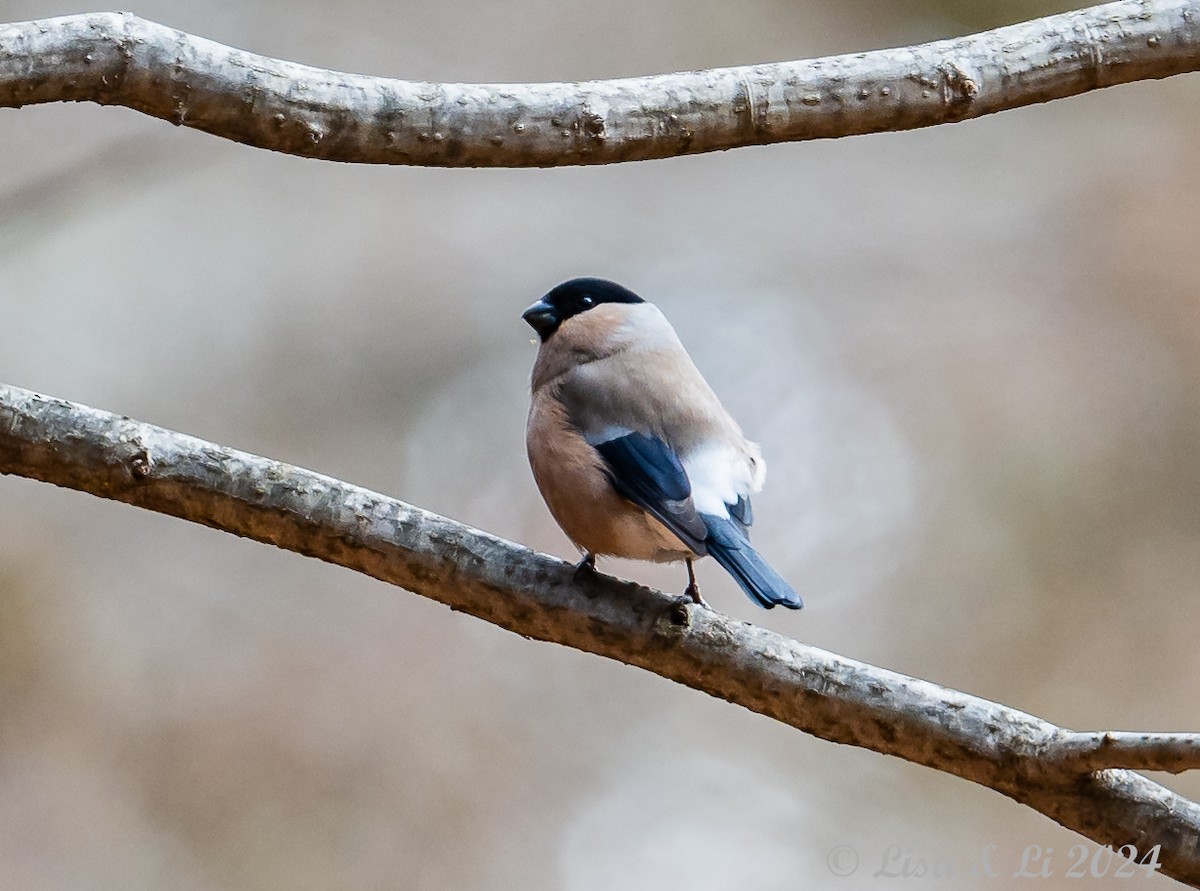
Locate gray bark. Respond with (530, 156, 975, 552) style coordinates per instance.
(2, 381, 1200, 884)
(0, 2, 1198, 166)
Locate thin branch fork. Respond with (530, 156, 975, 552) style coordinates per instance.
(2, 381, 1200, 883)
(1, 1, 1198, 167)
(1047, 732, 1200, 774)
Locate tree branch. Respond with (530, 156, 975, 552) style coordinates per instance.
(2, 380, 1200, 883)
(1047, 732, 1200, 774)
(1, 2, 1198, 167)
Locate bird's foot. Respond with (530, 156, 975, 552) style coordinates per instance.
(573, 552, 596, 583)
(684, 558, 710, 609)
(683, 582, 711, 610)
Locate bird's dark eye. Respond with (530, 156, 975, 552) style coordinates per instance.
(580, 295, 595, 308)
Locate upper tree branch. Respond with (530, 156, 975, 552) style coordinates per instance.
(1, 2, 1198, 166)
(2, 381, 1200, 884)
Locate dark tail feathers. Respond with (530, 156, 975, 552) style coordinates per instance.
(702, 515, 802, 610)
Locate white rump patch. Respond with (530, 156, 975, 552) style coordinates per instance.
(683, 443, 758, 517)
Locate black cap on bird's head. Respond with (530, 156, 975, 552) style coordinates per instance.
(522, 277, 645, 341)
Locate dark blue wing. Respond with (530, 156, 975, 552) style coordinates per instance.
(728, 494, 753, 530)
(593, 431, 801, 611)
(592, 432, 708, 554)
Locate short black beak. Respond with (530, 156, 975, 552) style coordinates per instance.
(522, 299, 558, 338)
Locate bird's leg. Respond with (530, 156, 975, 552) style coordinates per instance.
(573, 551, 596, 582)
(684, 558, 710, 609)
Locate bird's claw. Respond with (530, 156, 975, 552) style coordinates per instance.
(683, 558, 710, 609)
(684, 582, 711, 610)
(573, 553, 596, 583)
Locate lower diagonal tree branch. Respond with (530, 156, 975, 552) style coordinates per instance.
(0, 2, 1198, 166)
(1048, 732, 1200, 774)
(3, 380, 1200, 884)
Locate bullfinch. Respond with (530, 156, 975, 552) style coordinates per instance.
(522, 277, 802, 610)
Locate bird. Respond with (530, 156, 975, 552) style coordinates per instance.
(522, 277, 802, 610)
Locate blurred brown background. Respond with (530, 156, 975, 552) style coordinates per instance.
(3, 1, 1199, 888)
